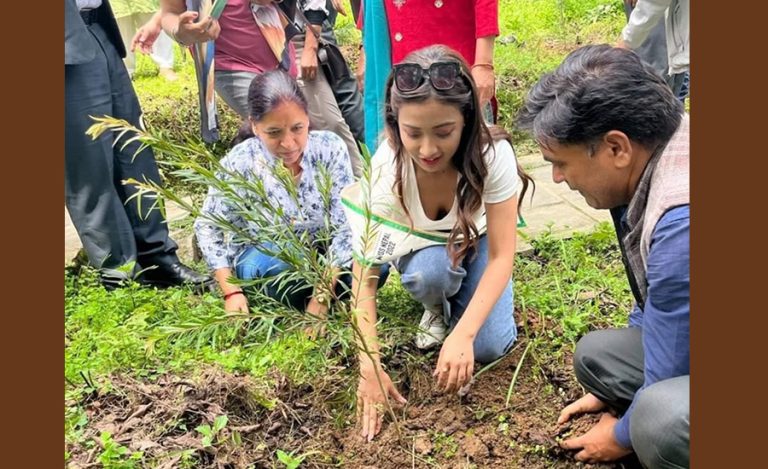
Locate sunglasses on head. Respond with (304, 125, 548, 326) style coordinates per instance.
(393, 62, 463, 92)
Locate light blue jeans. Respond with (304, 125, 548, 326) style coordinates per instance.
(395, 235, 517, 363)
(234, 245, 390, 310)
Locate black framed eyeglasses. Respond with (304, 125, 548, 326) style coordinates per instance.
(393, 62, 462, 92)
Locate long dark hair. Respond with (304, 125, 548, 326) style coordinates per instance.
(384, 45, 532, 267)
(230, 70, 309, 147)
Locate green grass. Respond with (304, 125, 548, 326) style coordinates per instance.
(64, 223, 630, 423)
(68, 4, 633, 462)
(515, 222, 633, 346)
(495, 0, 625, 151)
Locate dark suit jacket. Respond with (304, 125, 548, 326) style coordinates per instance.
(65, 0, 126, 65)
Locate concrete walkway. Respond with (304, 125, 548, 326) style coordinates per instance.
(64, 152, 612, 264)
(515, 152, 612, 252)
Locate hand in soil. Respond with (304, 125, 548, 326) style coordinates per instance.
(557, 392, 607, 425)
(434, 332, 475, 393)
(559, 412, 633, 463)
(225, 294, 249, 313)
(357, 366, 407, 441)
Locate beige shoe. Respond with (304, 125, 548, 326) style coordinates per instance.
(415, 304, 448, 350)
(158, 67, 178, 82)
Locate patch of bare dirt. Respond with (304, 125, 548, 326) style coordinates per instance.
(66, 367, 342, 468)
(67, 316, 643, 468)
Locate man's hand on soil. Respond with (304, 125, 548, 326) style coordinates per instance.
(557, 392, 606, 425)
(559, 413, 632, 463)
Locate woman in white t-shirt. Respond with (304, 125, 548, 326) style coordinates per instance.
(348, 45, 532, 441)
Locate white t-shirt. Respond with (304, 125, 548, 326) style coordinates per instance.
(371, 137, 521, 236)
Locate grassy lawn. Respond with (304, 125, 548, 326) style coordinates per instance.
(65, 223, 632, 467)
(66, 2, 635, 467)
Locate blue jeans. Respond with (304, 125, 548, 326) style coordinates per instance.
(234, 245, 390, 310)
(395, 235, 517, 363)
(676, 71, 690, 102)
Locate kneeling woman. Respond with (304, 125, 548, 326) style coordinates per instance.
(346, 45, 531, 440)
(194, 70, 387, 319)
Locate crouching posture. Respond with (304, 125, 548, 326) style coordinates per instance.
(194, 70, 387, 320)
(517, 44, 689, 468)
(344, 45, 531, 441)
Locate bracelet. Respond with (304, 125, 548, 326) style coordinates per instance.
(170, 26, 189, 46)
(223, 290, 244, 300)
(471, 62, 494, 71)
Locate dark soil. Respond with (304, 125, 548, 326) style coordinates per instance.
(66, 315, 642, 468)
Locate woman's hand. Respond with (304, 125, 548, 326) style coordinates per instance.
(224, 292, 249, 313)
(131, 14, 162, 53)
(357, 364, 407, 441)
(173, 11, 220, 45)
(304, 296, 328, 338)
(434, 331, 475, 393)
(300, 43, 319, 81)
(471, 65, 495, 107)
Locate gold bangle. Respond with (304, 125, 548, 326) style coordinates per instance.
(171, 26, 189, 46)
(471, 63, 495, 71)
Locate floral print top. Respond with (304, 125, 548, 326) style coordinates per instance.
(194, 131, 354, 271)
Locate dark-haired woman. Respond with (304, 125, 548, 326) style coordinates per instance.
(345, 45, 532, 440)
(194, 70, 387, 320)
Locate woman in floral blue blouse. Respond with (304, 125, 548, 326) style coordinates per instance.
(194, 70, 386, 318)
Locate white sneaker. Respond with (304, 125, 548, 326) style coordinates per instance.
(415, 304, 448, 350)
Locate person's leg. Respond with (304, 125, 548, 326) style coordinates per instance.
(234, 246, 309, 309)
(292, 34, 363, 177)
(447, 235, 517, 364)
(397, 245, 464, 348)
(677, 71, 690, 102)
(320, 28, 365, 146)
(397, 246, 465, 310)
(573, 327, 645, 413)
(65, 26, 139, 282)
(152, 30, 177, 81)
(151, 30, 175, 69)
(335, 262, 391, 301)
(94, 23, 180, 269)
(214, 70, 259, 120)
(623, 1, 670, 82)
(114, 14, 139, 77)
(630, 376, 690, 469)
(667, 72, 688, 103)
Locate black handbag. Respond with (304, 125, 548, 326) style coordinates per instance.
(317, 39, 351, 85)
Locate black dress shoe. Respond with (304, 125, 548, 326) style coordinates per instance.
(138, 262, 213, 291)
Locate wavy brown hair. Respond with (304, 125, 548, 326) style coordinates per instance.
(384, 45, 533, 267)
